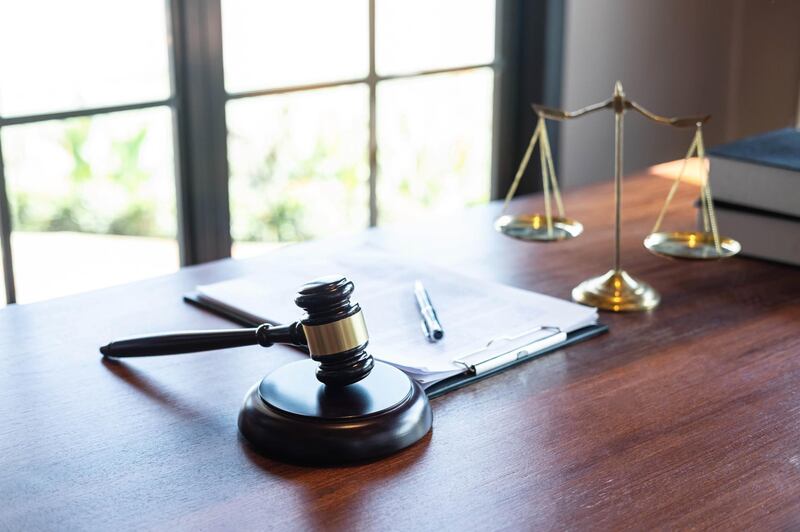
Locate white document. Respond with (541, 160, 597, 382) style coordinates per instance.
(196, 248, 598, 386)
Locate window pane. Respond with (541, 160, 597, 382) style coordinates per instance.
(376, 0, 495, 76)
(222, 0, 368, 93)
(377, 68, 493, 224)
(1, 108, 178, 303)
(227, 86, 369, 256)
(0, 0, 170, 116)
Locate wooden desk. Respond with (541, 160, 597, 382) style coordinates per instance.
(2, 173, 799, 530)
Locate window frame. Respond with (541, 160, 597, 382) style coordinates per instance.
(0, 0, 562, 305)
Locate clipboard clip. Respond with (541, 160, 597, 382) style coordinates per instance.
(452, 326, 567, 376)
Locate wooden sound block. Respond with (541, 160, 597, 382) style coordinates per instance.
(238, 360, 432, 465)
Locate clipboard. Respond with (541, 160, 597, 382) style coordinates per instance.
(184, 291, 608, 398)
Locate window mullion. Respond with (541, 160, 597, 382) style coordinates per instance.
(0, 135, 16, 304)
(0, 99, 173, 128)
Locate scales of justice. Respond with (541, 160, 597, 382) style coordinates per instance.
(495, 81, 741, 312)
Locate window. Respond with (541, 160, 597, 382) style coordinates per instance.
(0, 0, 177, 303)
(223, 0, 497, 256)
(0, 0, 560, 304)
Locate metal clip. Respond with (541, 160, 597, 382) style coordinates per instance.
(452, 326, 567, 376)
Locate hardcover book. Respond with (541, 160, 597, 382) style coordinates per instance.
(700, 200, 800, 267)
(709, 128, 800, 217)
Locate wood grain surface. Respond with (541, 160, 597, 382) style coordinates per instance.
(1, 173, 799, 531)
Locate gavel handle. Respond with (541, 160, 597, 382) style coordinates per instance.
(100, 323, 306, 358)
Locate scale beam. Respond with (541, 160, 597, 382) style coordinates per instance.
(532, 99, 613, 121)
(627, 101, 710, 128)
(532, 84, 710, 129)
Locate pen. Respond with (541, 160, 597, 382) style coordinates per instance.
(414, 280, 444, 342)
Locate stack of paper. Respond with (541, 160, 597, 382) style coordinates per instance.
(196, 248, 598, 387)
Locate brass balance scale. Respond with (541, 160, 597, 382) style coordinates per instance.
(495, 82, 741, 312)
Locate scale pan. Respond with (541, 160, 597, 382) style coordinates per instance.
(495, 214, 583, 242)
(644, 231, 740, 260)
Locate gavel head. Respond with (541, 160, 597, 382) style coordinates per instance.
(294, 275, 374, 387)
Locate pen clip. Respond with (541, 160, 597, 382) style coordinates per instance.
(420, 319, 434, 342)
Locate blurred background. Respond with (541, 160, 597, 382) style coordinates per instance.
(0, 0, 797, 305)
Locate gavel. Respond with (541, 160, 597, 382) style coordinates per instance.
(101, 276, 375, 386)
(101, 275, 432, 465)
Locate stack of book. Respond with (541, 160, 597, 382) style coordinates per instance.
(707, 128, 800, 266)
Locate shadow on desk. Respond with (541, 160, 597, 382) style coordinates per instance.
(101, 357, 230, 433)
(101, 356, 433, 529)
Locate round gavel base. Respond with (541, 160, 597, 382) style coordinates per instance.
(238, 360, 432, 465)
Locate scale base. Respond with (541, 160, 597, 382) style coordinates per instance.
(238, 359, 432, 465)
(572, 269, 660, 312)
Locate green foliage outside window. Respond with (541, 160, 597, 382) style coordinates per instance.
(11, 117, 169, 238)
